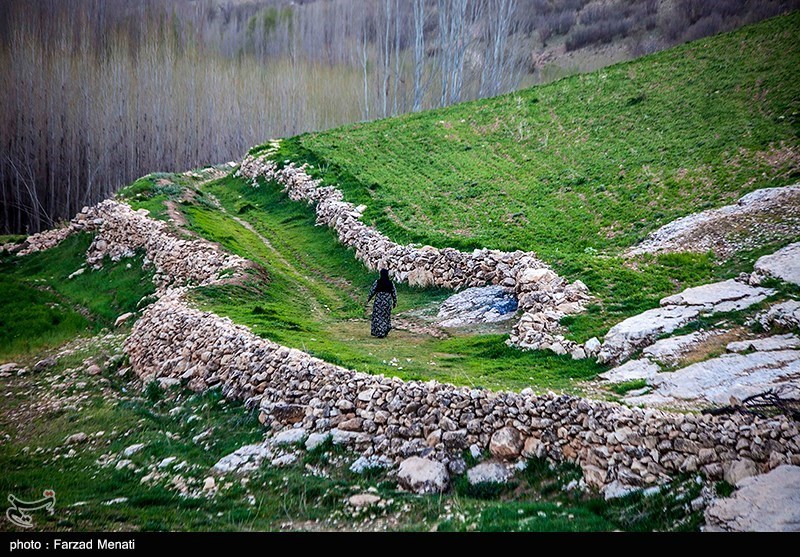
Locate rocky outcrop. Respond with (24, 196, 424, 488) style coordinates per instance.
(125, 289, 800, 491)
(627, 185, 800, 259)
(705, 465, 800, 532)
(597, 279, 774, 365)
(236, 149, 591, 354)
(752, 241, 800, 286)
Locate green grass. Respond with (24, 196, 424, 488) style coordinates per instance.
(0, 338, 708, 531)
(0, 233, 155, 359)
(608, 379, 649, 396)
(261, 13, 800, 339)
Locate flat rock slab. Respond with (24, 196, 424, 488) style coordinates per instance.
(660, 279, 773, 311)
(625, 349, 800, 407)
(705, 465, 800, 532)
(643, 330, 724, 366)
(437, 286, 518, 327)
(598, 279, 774, 365)
(600, 358, 661, 383)
(727, 333, 800, 353)
(754, 242, 800, 286)
(466, 461, 514, 485)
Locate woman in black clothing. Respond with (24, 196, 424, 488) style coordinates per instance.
(366, 269, 397, 338)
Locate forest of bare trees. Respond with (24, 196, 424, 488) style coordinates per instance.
(1, 0, 797, 234)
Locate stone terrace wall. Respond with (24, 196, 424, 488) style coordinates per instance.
(13, 200, 250, 291)
(236, 151, 593, 356)
(127, 291, 800, 491)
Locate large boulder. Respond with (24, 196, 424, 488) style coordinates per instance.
(396, 457, 449, 494)
(705, 465, 800, 531)
(437, 286, 518, 328)
(754, 242, 800, 287)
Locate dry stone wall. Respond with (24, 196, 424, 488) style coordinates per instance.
(12, 200, 250, 291)
(236, 150, 592, 355)
(126, 290, 800, 492)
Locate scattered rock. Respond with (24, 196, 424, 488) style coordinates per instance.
(203, 477, 216, 491)
(305, 432, 331, 451)
(348, 493, 381, 508)
(759, 300, 800, 331)
(158, 456, 178, 469)
(466, 461, 514, 485)
(213, 443, 272, 474)
(34, 356, 57, 372)
(86, 364, 102, 376)
(602, 480, 638, 500)
(350, 455, 391, 474)
(122, 443, 145, 457)
(705, 465, 800, 531)
(114, 312, 135, 327)
(65, 432, 88, 445)
(397, 457, 449, 494)
(627, 185, 800, 259)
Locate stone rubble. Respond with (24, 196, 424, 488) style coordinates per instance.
(759, 300, 800, 331)
(236, 149, 592, 355)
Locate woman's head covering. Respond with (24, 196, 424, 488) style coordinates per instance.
(376, 268, 393, 292)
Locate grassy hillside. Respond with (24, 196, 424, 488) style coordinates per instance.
(264, 13, 800, 340)
(0, 234, 154, 358)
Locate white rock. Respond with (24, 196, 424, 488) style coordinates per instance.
(723, 458, 759, 486)
(599, 358, 660, 384)
(271, 453, 297, 467)
(660, 279, 773, 311)
(122, 443, 145, 457)
(397, 457, 449, 494)
(203, 476, 216, 491)
(348, 493, 381, 508)
(754, 242, 800, 286)
(705, 465, 800, 531)
(114, 312, 134, 327)
(272, 428, 307, 446)
(643, 330, 724, 365)
(158, 456, 178, 469)
(437, 286, 518, 328)
(625, 350, 800, 407)
(305, 432, 331, 451)
(727, 333, 800, 353)
(602, 480, 638, 500)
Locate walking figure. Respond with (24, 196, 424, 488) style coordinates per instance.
(366, 269, 397, 338)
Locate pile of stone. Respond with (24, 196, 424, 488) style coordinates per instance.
(125, 289, 800, 494)
(11, 200, 250, 292)
(236, 150, 592, 354)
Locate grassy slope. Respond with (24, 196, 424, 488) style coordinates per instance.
(0, 234, 155, 359)
(269, 13, 800, 340)
(179, 175, 603, 392)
